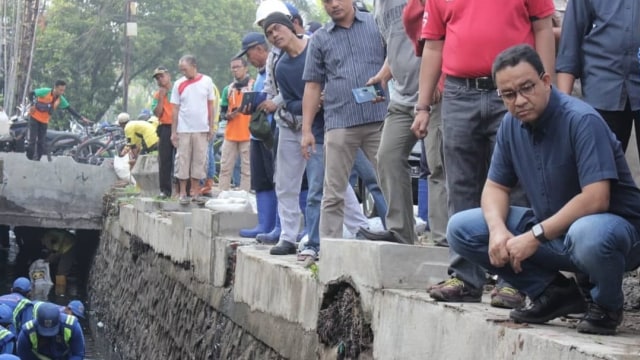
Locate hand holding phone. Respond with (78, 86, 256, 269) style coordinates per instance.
(352, 83, 385, 104)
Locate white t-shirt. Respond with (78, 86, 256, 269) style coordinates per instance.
(170, 74, 215, 133)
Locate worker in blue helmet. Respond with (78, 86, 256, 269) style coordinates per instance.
(17, 302, 85, 360)
(59, 300, 85, 319)
(0, 355, 19, 360)
(0, 305, 15, 354)
(0, 277, 31, 313)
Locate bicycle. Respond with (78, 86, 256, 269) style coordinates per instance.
(73, 124, 125, 165)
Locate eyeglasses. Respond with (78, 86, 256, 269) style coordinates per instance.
(497, 72, 545, 102)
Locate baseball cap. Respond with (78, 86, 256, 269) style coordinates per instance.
(234, 32, 267, 58)
(36, 303, 61, 337)
(67, 300, 85, 319)
(12, 277, 31, 292)
(152, 66, 169, 79)
(117, 112, 130, 125)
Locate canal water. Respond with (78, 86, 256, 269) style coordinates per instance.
(0, 230, 120, 359)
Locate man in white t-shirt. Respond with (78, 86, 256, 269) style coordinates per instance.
(170, 54, 216, 204)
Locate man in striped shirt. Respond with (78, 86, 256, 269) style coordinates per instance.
(301, 0, 388, 238)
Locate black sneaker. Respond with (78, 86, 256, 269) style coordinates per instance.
(356, 227, 399, 243)
(510, 274, 586, 324)
(576, 302, 623, 335)
(270, 241, 297, 255)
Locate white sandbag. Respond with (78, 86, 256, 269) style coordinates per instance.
(29, 259, 53, 286)
(217, 190, 257, 213)
(0, 110, 9, 137)
(204, 197, 253, 212)
(113, 154, 135, 184)
(414, 216, 428, 235)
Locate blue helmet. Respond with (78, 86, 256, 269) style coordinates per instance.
(0, 355, 21, 360)
(0, 304, 12, 324)
(12, 277, 31, 293)
(35, 303, 61, 337)
(67, 300, 85, 319)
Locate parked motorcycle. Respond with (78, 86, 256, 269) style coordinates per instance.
(0, 115, 29, 153)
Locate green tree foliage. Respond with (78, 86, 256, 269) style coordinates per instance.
(30, 0, 257, 129)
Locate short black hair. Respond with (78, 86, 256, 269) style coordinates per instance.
(231, 57, 248, 67)
(54, 80, 66, 87)
(491, 44, 545, 80)
(292, 14, 304, 27)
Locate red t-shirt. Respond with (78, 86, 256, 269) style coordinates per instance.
(421, 0, 555, 78)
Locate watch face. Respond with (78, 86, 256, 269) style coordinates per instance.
(532, 224, 543, 237)
(531, 224, 542, 237)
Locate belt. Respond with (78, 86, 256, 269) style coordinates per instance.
(448, 76, 496, 91)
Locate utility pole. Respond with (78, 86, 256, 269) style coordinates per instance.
(123, 0, 137, 112)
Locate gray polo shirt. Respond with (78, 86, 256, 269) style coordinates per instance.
(373, 0, 420, 107)
(303, 9, 388, 130)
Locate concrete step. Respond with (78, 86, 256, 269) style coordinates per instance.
(320, 239, 449, 290)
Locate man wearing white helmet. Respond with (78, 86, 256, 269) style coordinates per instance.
(254, 0, 291, 115)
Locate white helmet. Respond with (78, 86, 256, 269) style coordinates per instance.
(255, 0, 291, 26)
(117, 112, 130, 125)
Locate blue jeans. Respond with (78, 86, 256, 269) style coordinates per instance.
(350, 149, 387, 227)
(305, 144, 324, 251)
(206, 138, 216, 179)
(448, 206, 640, 310)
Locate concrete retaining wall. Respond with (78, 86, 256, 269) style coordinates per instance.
(0, 152, 117, 229)
(89, 197, 640, 359)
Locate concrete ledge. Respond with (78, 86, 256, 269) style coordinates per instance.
(234, 247, 322, 332)
(0, 152, 117, 229)
(319, 238, 448, 290)
(372, 289, 640, 360)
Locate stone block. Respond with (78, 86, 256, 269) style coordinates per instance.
(133, 197, 190, 213)
(234, 247, 322, 331)
(211, 236, 229, 288)
(118, 204, 137, 235)
(319, 239, 448, 290)
(212, 211, 257, 237)
(371, 289, 639, 360)
(130, 154, 160, 197)
(190, 229, 213, 283)
(0, 152, 117, 229)
(150, 211, 191, 262)
(191, 208, 215, 237)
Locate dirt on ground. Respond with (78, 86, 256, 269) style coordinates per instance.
(317, 282, 374, 359)
(621, 272, 640, 333)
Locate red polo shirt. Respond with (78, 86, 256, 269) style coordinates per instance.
(421, 0, 555, 78)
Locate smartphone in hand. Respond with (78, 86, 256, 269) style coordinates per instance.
(352, 83, 385, 104)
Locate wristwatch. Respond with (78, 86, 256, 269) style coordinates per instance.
(414, 104, 432, 116)
(531, 223, 548, 243)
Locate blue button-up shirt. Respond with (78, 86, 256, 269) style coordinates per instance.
(556, 0, 640, 111)
(303, 9, 388, 130)
(489, 88, 640, 230)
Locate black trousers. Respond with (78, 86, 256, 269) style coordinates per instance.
(250, 138, 275, 191)
(157, 124, 175, 196)
(597, 100, 640, 154)
(26, 117, 48, 160)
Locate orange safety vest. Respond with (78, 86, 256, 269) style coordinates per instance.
(30, 92, 61, 124)
(225, 79, 254, 142)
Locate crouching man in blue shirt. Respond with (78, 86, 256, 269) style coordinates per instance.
(447, 44, 640, 336)
(17, 302, 85, 359)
